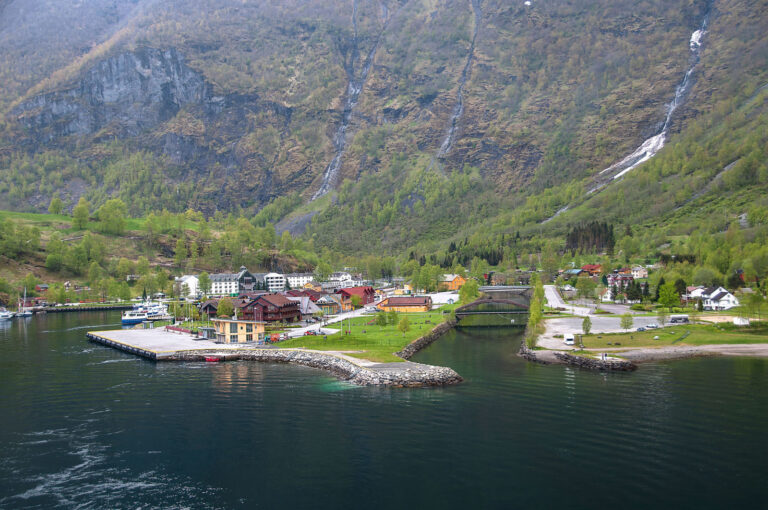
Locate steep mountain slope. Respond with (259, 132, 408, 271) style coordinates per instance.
(0, 0, 765, 258)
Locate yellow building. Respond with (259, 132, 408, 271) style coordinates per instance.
(439, 274, 467, 291)
(377, 296, 433, 313)
(211, 318, 266, 344)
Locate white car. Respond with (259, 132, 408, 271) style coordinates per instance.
(646, 323, 660, 329)
(564, 334, 575, 345)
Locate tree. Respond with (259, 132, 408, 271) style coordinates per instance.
(582, 316, 592, 336)
(375, 313, 388, 327)
(620, 313, 634, 332)
(576, 277, 597, 301)
(654, 276, 666, 302)
(96, 199, 127, 235)
(217, 297, 234, 317)
(673, 278, 687, 297)
(315, 261, 332, 282)
(387, 309, 399, 326)
(459, 278, 480, 304)
(397, 315, 410, 336)
(116, 258, 135, 279)
(174, 238, 188, 268)
(350, 294, 362, 309)
(48, 195, 64, 215)
(198, 272, 211, 295)
(72, 197, 90, 230)
(136, 256, 150, 276)
(657, 308, 668, 326)
(658, 282, 680, 309)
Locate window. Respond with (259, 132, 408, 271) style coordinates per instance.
(246, 334, 253, 342)
(230, 335, 238, 343)
(230, 323, 238, 333)
(246, 324, 253, 332)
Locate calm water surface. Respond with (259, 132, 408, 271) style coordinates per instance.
(0, 312, 766, 509)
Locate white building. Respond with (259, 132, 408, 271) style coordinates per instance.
(631, 266, 648, 279)
(286, 273, 314, 289)
(701, 286, 740, 311)
(264, 272, 287, 292)
(175, 275, 199, 298)
(210, 273, 239, 296)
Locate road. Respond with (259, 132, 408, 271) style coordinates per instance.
(544, 285, 591, 316)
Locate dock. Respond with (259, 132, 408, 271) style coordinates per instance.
(85, 329, 463, 387)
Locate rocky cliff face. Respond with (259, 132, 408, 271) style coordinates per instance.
(13, 48, 214, 141)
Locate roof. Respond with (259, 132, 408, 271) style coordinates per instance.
(440, 274, 464, 282)
(339, 286, 374, 297)
(581, 264, 602, 271)
(286, 296, 321, 315)
(710, 291, 729, 302)
(210, 272, 238, 282)
(255, 293, 298, 308)
(564, 269, 582, 275)
(382, 296, 432, 306)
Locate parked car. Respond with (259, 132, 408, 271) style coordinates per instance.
(304, 330, 318, 336)
(637, 327, 646, 332)
(564, 334, 575, 346)
(646, 324, 659, 329)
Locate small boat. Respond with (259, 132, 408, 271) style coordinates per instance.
(0, 307, 13, 321)
(205, 357, 221, 363)
(121, 310, 149, 325)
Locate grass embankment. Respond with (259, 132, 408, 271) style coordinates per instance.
(279, 310, 451, 363)
(581, 323, 768, 349)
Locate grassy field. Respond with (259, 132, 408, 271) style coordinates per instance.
(278, 310, 451, 362)
(581, 323, 768, 349)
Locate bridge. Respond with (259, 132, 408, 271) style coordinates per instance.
(454, 286, 532, 327)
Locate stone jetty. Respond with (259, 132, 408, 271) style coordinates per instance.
(86, 329, 462, 387)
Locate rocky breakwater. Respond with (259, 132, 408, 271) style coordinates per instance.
(553, 352, 637, 372)
(395, 319, 457, 359)
(171, 348, 463, 387)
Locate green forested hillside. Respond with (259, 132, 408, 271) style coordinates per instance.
(0, 0, 767, 283)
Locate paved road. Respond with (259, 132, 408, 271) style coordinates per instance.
(286, 306, 375, 338)
(544, 285, 591, 316)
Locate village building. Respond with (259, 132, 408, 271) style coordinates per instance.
(210, 266, 260, 296)
(211, 318, 266, 344)
(316, 295, 342, 315)
(247, 294, 301, 322)
(701, 286, 740, 311)
(338, 286, 375, 311)
(263, 273, 286, 292)
(631, 266, 649, 279)
(606, 272, 634, 289)
(581, 264, 602, 277)
(377, 296, 433, 313)
(563, 268, 583, 279)
(303, 281, 323, 292)
(175, 275, 199, 298)
(286, 296, 322, 320)
(286, 273, 314, 289)
(439, 274, 467, 291)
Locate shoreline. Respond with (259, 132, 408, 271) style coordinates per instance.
(521, 343, 768, 370)
(86, 323, 463, 387)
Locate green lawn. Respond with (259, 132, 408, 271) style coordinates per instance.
(278, 310, 451, 362)
(581, 323, 768, 349)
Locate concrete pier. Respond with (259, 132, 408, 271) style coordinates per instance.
(86, 329, 462, 387)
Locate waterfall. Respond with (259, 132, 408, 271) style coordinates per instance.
(312, 1, 392, 201)
(429, 0, 482, 171)
(597, 13, 710, 183)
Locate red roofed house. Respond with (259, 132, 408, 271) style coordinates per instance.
(338, 286, 375, 311)
(581, 264, 602, 277)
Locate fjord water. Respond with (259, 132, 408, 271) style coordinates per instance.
(1, 312, 766, 509)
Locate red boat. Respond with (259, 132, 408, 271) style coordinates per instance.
(205, 357, 221, 363)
